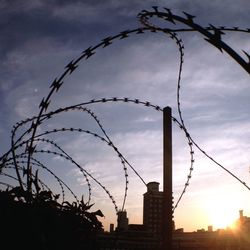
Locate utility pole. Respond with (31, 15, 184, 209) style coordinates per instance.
(162, 106, 172, 250)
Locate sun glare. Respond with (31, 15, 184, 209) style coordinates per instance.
(207, 206, 237, 230)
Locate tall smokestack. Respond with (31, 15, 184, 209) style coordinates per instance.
(163, 107, 172, 250)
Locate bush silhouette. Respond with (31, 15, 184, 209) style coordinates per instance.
(0, 187, 103, 250)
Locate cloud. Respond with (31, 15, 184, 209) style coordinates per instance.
(1, 0, 250, 231)
(51, 1, 110, 24)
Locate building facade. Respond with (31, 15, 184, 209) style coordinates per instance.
(143, 182, 164, 237)
(117, 210, 129, 232)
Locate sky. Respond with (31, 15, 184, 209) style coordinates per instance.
(0, 0, 250, 232)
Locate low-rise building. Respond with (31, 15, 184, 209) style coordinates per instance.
(97, 183, 250, 250)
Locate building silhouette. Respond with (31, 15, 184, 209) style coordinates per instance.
(98, 186, 250, 250)
(143, 181, 175, 238)
(237, 209, 250, 232)
(97, 108, 250, 249)
(143, 182, 163, 237)
(117, 210, 129, 232)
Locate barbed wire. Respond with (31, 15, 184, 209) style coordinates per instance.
(3, 164, 49, 192)
(1, 6, 249, 224)
(3, 157, 70, 203)
(0, 181, 14, 189)
(138, 6, 250, 74)
(6, 106, 143, 211)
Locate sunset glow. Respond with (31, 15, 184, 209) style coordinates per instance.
(208, 209, 236, 230)
(203, 194, 240, 231)
(0, 0, 250, 235)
